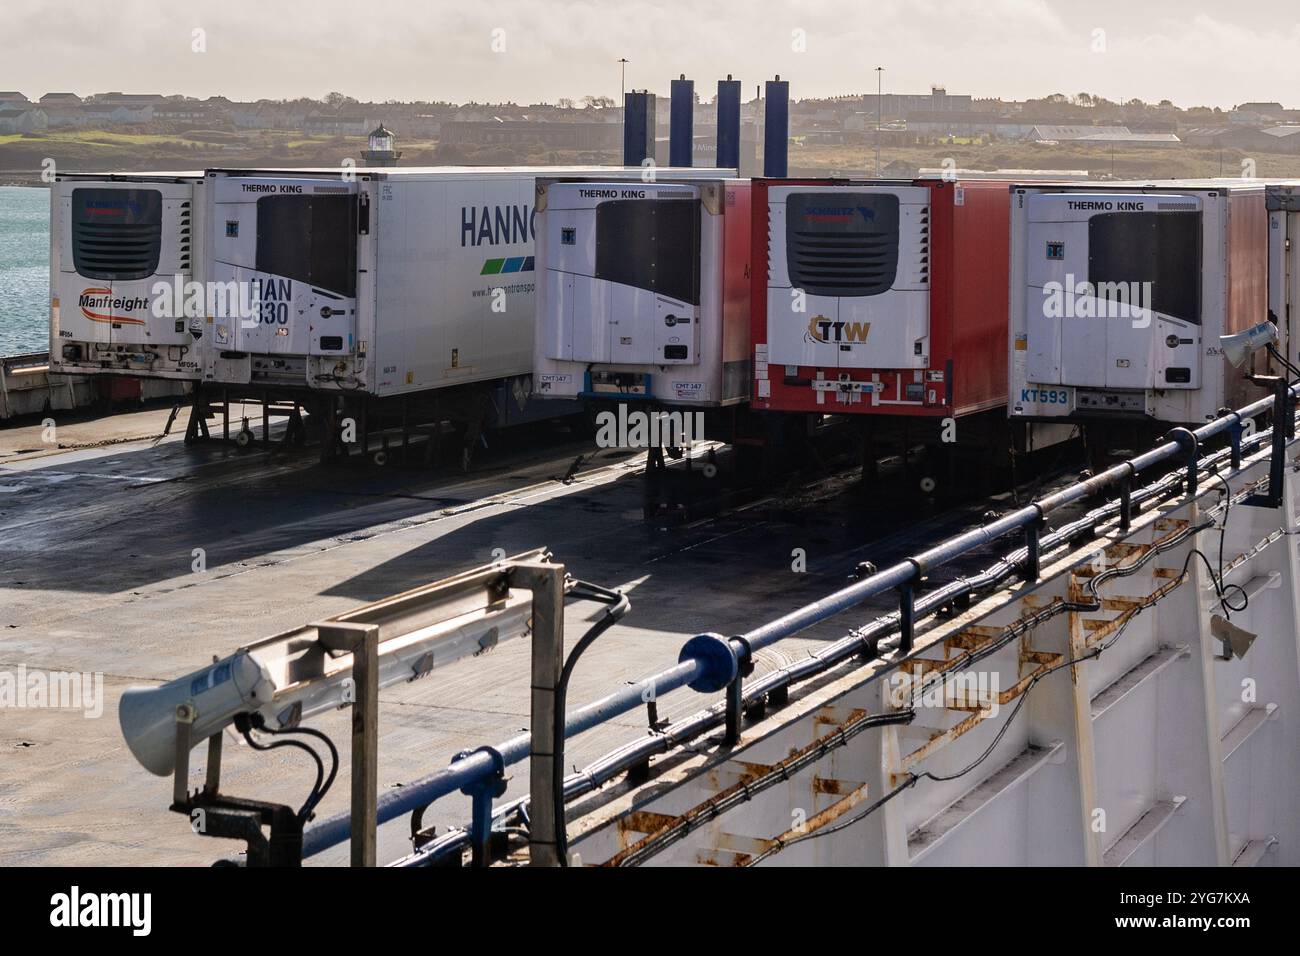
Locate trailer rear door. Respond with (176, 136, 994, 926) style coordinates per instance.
(1024, 193, 1202, 392)
(210, 176, 359, 360)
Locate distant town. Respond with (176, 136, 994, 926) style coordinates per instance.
(3, 86, 1300, 183)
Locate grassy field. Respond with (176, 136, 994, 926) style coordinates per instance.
(7, 127, 1300, 183)
(789, 141, 1300, 180)
(0, 128, 370, 181)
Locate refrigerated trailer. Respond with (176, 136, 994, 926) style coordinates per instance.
(49, 172, 205, 380)
(532, 177, 752, 407)
(1009, 180, 1268, 428)
(192, 166, 730, 457)
(200, 167, 730, 397)
(751, 178, 1011, 420)
(1267, 182, 1300, 369)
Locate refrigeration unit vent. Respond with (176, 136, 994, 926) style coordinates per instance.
(785, 192, 900, 297)
(71, 188, 163, 281)
(177, 200, 191, 274)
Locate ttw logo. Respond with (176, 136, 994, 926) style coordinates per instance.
(0, 665, 103, 718)
(887, 665, 1000, 717)
(594, 405, 705, 449)
(1041, 274, 1154, 327)
(806, 313, 870, 344)
(50, 886, 151, 936)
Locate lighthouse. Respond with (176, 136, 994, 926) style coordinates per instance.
(361, 123, 401, 166)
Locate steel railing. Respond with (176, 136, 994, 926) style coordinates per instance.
(302, 383, 1300, 864)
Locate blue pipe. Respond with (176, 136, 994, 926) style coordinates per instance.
(716, 76, 741, 170)
(302, 658, 703, 857)
(670, 75, 694, 168)
(303, 388, 1296, 860)
(763, 76, 789, 177)
(396, 414, 1291, 866)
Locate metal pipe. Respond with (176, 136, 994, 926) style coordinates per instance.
(763, 76, 789, 177)
(302, 657, 703, 858)
(669, 75, 694, 168)
(398, 419, 1288, 867)
(622, 90, 654, 166)
(716, 76, 741, 170)
(312, 396, 1295, 862)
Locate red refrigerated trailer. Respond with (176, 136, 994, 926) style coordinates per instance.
(751, 177, 1011, 419)
(749, 177, 1055, 492)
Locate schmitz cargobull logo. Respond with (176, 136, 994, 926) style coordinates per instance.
(78, 287, 149, 326)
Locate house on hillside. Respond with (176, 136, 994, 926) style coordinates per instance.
(0, 108, 48, 133)
(80, 104, 154, 125)
(304, 113, 370, 135)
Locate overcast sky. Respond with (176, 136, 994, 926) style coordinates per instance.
(4, 0, 1298, 107)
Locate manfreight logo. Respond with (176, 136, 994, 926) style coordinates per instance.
(480, 255, 535, 275)
(806, 313, 870, 344)
(78, 288, 149, 326)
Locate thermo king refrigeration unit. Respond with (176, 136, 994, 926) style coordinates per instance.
(1008, 181, 1267, 427)
(532, 177, 752, 408)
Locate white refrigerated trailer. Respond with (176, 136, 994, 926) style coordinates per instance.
(1266, 182, 1300, 369)
(532, 177, 753, 408)
(200, 167, 729, 393)
(1009, 180, 1268, 429)
(49, 171, 205, 380)
(194, 166, 728, 457)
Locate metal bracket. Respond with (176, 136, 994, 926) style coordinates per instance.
(168, 705, 303, 866)
(1243, 377, 1293, 509)
(317, 621, 381, 867)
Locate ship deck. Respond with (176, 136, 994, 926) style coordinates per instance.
(0, 406, 1028, 865)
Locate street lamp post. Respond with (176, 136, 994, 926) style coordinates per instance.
(619, 58, 630, 147)
(875, 66, 884, 177)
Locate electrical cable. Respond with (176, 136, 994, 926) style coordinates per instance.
(752, 490, 1251, 863)
(237, 714, 339, 822)
(274, 725, 340, 820)
(406, 409, 1291, 867)
(756, 559, 1176, 864)
(554, 579, 630, 866)
(1266, 343, 1300, 382)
